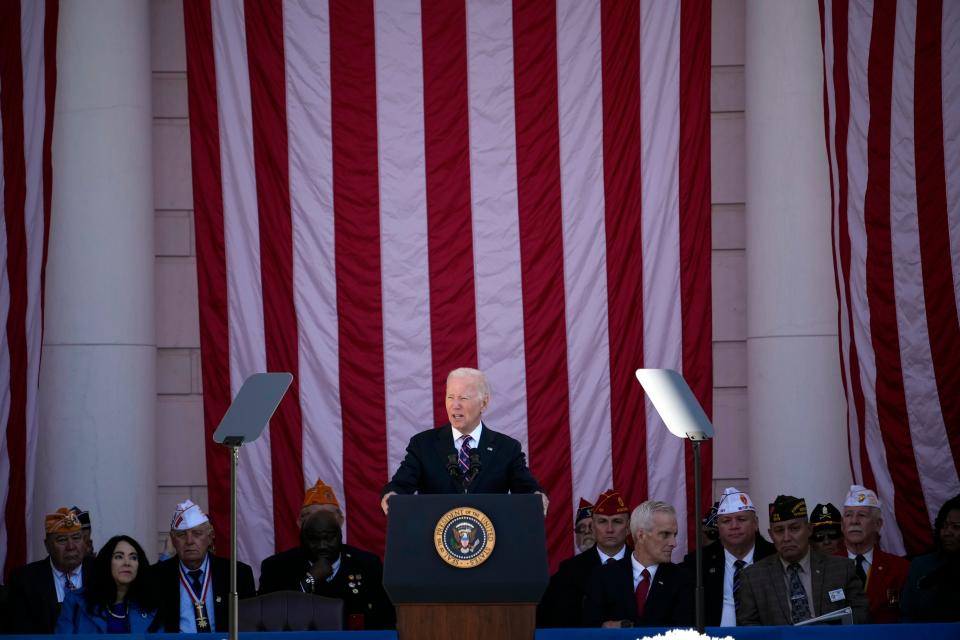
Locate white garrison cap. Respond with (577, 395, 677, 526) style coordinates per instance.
(716, 487, 756, 515)
(170, 499, 210, 530)
(844, 484, 880, 509)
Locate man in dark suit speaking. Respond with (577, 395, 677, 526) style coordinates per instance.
(380, 367, 546, 514)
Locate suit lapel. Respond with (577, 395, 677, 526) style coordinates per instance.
(473, 425, 498, 488)
(432, 425, 461, 492)
(42, 562, 59, 631)
(810, 553, 825, 615)
(767, 558, 792, 623)
(645, 564, 671, 621)
(209, 555, 229, 629)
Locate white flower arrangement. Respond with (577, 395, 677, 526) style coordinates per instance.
(637, 629, 734, 640)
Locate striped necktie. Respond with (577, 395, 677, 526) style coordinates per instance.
(732, 559, 746, 612)
(458, 435, 472, 474)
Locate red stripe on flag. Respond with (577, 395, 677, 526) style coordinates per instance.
(243, 0, 305, 553)
(184, 0, 233, 544)
(0, 0, 30, 579)
(330, 0, 388, 555)
(601, 0, 647, 506)
(863, 2, 930, 554)
(39, 0, 57, 325)
(421, 0, 478, 423)
(915, 0, 960, 475)
(512, 0, 574, 571)
(830, 0, 876, 492)
(679, 0, 713, 549)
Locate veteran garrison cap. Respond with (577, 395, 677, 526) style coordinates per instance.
(769, 495, 807, 523)
(575, 497, 594, 523)
(811, 503, 841, 529)
(593, 490, 630, 516)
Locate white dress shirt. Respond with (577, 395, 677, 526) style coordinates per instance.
(451, 422, 484, 448)
(847, 547, 874, 579)
(179, 555, 215, 632)
(720, 546, 756, 626)
(630, 555, 659, 590)
(50, 560, 83, 603)
(597, 545, 627, 564)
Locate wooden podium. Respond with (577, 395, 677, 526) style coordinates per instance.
(383, 494, 548, 640)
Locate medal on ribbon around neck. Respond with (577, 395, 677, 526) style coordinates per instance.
(178, 564, 212, 631)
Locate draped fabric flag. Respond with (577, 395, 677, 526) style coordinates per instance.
(185, 0, 712, 573)
(821, 0, 960, 556)
(0, 0, 57, 581)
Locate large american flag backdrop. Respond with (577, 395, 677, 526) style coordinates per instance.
(183, 0, 712, 572)
(0, 0, 56, 580)
(820, 0, 960, 557)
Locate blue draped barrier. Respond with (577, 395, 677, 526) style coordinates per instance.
(13, 624, 959, 639)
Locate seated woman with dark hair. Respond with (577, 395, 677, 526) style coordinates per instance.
(900, 494, 960, 623)
(56, 535, 159, 633)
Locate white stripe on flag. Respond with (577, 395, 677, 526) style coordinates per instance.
(283, 0, 346, 523)
(20, 0, 46, 557)
(844, 0, 905, 554)
(212, 0, 275, 564)
(890, 0, 958, 521)
(944, 0, 960, 321)
(373, 0, 435, 478)
(823, 1, 864, 484)
(640, 0, 688, 558)
(466, 0, 529, 450)
(556, 0, 614, 516)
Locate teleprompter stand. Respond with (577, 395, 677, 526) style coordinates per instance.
(212, 372, 293, 640)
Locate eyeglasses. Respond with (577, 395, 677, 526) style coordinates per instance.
(811, 532, 842, 542)
(574, 526, 591, 535)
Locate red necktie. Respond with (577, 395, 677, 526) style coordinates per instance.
(635, 568, 651, 619)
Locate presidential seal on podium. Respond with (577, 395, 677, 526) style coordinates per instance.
(434, 507, 496, 568)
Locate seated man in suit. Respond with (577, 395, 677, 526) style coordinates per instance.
(683, 487, 775, 626)
(538, 490, 631, 627)
(4, 508, 95, 633)
(810, 503, 844, 556)
(380, 367, 545, 514)
(841, 484, 909, 623)
(151, 499, 255, 632)
(737, 495, 869, 625)
(259, 511, 395, 630)
(583, 500, 693, 628)
(299, 478, 344, 528)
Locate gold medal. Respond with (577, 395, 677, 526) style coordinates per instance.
(194, 602, 209, 630)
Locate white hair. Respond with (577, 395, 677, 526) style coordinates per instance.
(446, 368, 491, 401)
(630, 500, 676, 538)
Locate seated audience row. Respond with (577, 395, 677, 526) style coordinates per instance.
(4, 483, 957, 633)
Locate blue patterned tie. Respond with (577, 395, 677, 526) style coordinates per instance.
(458, 436, 472, 474)
(787, 563, 811, 623)
(733, 559, 746, 612)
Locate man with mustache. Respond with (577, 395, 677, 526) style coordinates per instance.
(259, 511, 395, 630)
(841, 484, 908, 623)
(737, 495, 869, 625)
